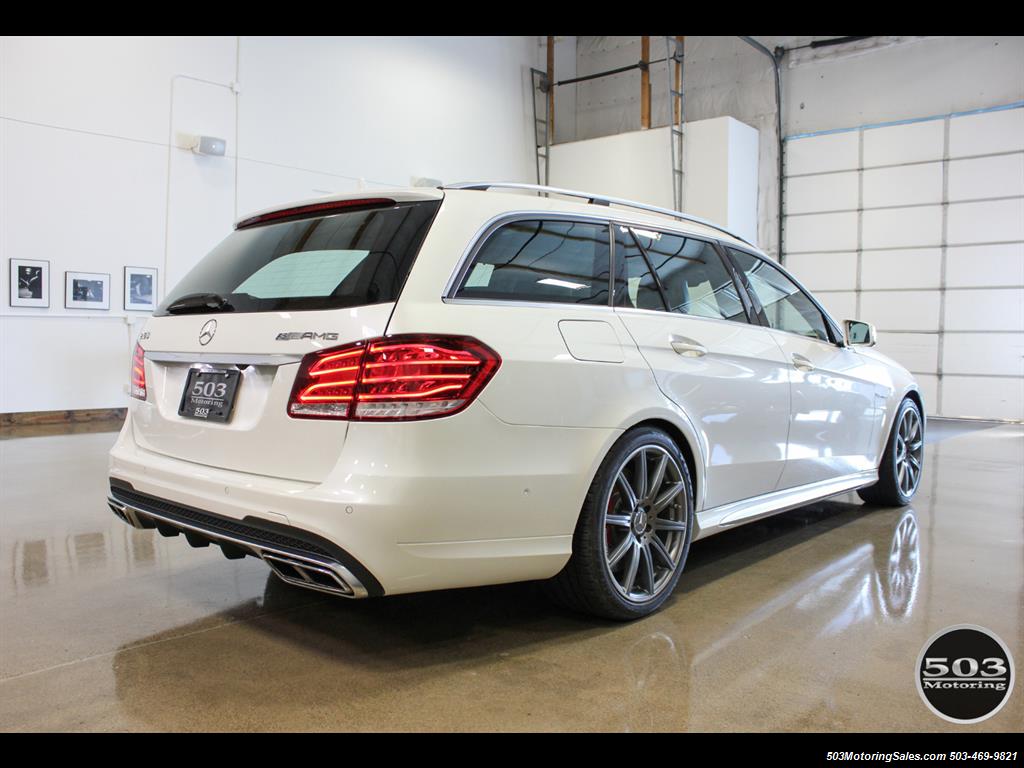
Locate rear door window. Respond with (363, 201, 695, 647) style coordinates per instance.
(632, 229, 747, 323)
(455, 220, 611, 305)
(613, 226, 665, 310)
(156, 200, 439, 315)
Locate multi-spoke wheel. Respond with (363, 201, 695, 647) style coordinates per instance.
(858, 397, 924, 507)
(545, 427, 694, 620)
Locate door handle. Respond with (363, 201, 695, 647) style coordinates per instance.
(792, 353, 815, 372)
(669, 336, 707, 358)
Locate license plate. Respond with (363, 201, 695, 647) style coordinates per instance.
(178, 368, 241, 423)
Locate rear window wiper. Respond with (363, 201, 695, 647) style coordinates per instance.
(165, 292, 235, 315)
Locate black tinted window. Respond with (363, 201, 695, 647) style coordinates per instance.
(156, 201, 439, 315)
(633, 230, 746, 323)
(613, 226, 665, 310)
(727, 248, 830, 342)
(455, 220, 610, 305)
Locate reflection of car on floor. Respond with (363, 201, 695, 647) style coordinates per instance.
(613, 509, 921, 730)
(108, 183, 925, 619)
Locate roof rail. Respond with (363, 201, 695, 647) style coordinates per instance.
(443, 181, 753, 246)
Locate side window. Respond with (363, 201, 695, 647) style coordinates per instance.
(613, 226, 665, 310)
(633, 229, 747, 323)
(727, 248, 831, 342)
(455, 220, 610, 305)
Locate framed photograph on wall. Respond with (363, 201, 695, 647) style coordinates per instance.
(9, 258, 50, 308)
(65, 271, 110, 310)
(124, 266, 158, 311)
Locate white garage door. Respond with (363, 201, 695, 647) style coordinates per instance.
(783, 104, 1024, 421)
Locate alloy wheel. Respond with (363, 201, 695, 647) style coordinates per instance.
(601, 445, 688, 603)
(895, 407, 924, 498)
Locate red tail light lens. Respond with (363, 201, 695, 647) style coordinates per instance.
(288, 335, 501, 421)
(130, 342, 147, 400)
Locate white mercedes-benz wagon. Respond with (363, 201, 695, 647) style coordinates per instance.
(108, 182, 924, 619)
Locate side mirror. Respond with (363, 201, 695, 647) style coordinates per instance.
(843, 319, 876, 347)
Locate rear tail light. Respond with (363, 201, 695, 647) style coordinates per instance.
(288, 335, 500, 421)
(130, 342, 147, 400)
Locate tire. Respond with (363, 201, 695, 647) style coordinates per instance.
(858, 397, 924, 506)
(545, 427, 694, 621)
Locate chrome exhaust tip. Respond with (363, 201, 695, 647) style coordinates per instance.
(262, 552, 354, 597)
(108, 497, 144, 529)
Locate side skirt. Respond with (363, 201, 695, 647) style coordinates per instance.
(693, 470, 878, 541)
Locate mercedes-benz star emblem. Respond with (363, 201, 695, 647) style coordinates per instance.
(199, 319, 217, 346)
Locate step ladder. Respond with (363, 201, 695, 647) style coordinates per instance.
(530, 67, 550, 187)
(665, 36, 685, 211)
(529, 38, 683, 201)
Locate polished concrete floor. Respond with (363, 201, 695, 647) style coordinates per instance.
(1, 419, 1021, 732)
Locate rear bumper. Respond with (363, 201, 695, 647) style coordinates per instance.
(109, 401, 620, 596)
(107, 480, 379, 597)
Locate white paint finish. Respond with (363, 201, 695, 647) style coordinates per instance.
(861, 249, 942, 290)
(770, 331, 880, 489)
(948, 153, 1024, 202)
(784, 212, 858, 253)
(944, 288, 1024, 331)
(1, 119, 167, 318)
(237, 36, 536, 187)
(874, 332, 940, 375)
(104, 188, 926, 598)
(860, 290, 941, 332)
(949, 107, 1024, 158)
(945, 243, 1024, 287)
(862, 119, 945, 168)
(0, 36, 237, 145)
(943, 333, 1024, 377)
(164, 148, 236, 293)
(862, 163, 943, 209)
(784, 171, 858, 214)
(557, 320, 625, 363)
(785, 131, 859, 175)
(816, 291, 858, 323)
(617, 311, 792, 509)
(0, 316, 132, 411)
(784, 252, 857, 292)
(941, 375, 1024, 421)
(947, 199, 1024, 244)
(133, 304, 396, 483)
(862, 205, 944, 249)
(548, 125, 673, 209)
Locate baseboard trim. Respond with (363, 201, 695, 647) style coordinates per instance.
(1, 408, 127, 426)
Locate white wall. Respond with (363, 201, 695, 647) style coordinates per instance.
(0, 35, 538, 413)
(548, 117, 758, 244)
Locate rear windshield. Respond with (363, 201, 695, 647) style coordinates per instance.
(155, 200, 440, 315)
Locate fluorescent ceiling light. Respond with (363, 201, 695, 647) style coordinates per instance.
(538, 278, 588, 291)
